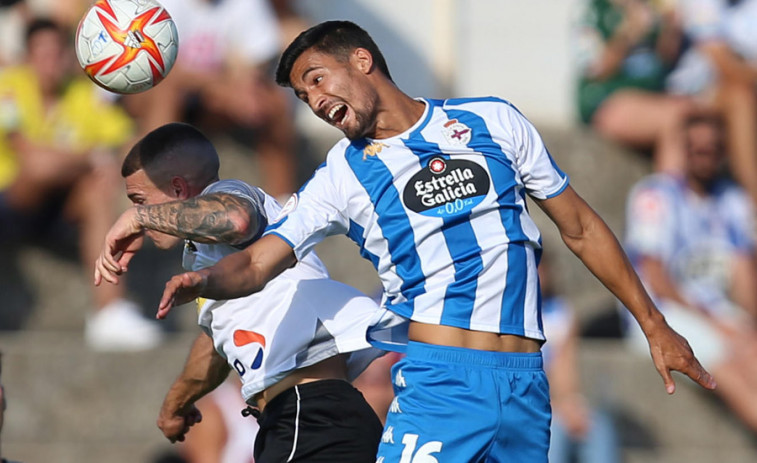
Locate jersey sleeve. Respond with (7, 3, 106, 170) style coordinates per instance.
(264, 156, 350, 260)
(625, 177, 676, 260)
(503, 103, 569, 200)
(201, 179, 267, 242)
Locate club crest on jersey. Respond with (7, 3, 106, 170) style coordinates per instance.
(403, 156, 490, 217)
(232, 329, 266, 376)
(442, 119, 472, 145)
(363, 141, 388, 160)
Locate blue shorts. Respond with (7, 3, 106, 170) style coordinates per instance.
(376, 341, 551, 463)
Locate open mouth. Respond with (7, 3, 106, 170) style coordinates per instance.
(327, 103, 348, 126)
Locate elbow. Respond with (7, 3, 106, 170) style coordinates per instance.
(226, 212, 257, 246)
(560, 229, 586, 256)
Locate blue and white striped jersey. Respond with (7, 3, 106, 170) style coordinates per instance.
(265, 97, 569, 346)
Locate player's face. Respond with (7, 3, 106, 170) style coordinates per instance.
(289, 48, 379, 140)
(125, 169, 183, 249)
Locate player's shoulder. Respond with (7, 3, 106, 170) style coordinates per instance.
(442, 96, 532, 129)
(323, 137, 366, 165)
(202, 179, 265, 202)
(442, 95, 520, 112)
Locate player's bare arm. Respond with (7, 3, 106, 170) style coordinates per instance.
(133, 192, 259, 245)
(95, 193, 258, 286)
(157, 234, 297, 319)
(534, 185, 717, 394)
(157, 331, 230, 443)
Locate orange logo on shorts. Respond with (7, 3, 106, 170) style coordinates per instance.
(233, 329, 266, 347)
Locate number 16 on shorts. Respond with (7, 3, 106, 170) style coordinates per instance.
(377, 431, 443, 463)
(400, 433, 442, 463)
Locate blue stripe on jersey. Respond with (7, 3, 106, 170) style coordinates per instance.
(344, 141, 427, 311)
(444, 103, 528, 333)
(446, 96, 507, 106)
(347, 219, 381, 269)
(266, 230, 295, 249)
(403, 105, 482, 328)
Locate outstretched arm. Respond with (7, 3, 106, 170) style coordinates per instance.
(157, 234, 297, 319)
(157, 331, 230, 443)
(95, 192, 259, 285)
(131, 193, 260, 245)
(534, 186, 716, 394)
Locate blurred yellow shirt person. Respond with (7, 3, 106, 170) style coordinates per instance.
(0, 65, 133, 190)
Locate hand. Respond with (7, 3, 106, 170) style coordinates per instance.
(645, 320, 717, 394)
(94, 208, 145, 286)
(157, 403, 203, 443)
(157, 271, 208, 319)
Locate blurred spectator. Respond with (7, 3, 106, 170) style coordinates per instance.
(576, 0, 694, 173)
(0, 0, 29, 66)
(623, 114, 757, 434)
(539, 257, 621, 463)
(0, 18, 162, 350)
(668, 0, 757, 205)
(269, 0, 309, 50)
(180, 376, 257, 463)
(125, 0, 298, 199)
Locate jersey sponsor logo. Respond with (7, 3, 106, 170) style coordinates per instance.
(403, 157, 490, 217)
(363, 141, 389, 160)
(232, 329, 266, 376)
(442, 119, 471, 145)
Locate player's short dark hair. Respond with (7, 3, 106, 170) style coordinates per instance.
(25, 17, 62, 46)
(276, 20, 392, 87)
(122, 122, 220, 179)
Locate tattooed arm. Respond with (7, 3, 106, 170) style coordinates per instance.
(133, 192, 259, 245)
(95, 192, 260, 286)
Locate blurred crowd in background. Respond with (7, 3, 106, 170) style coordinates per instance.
(1, 0, 757, 462)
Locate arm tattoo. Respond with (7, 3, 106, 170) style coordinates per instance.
(135, 193, 258, 244)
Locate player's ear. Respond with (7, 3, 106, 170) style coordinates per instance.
(352, 48, 374, 75)
(170, 176, 190, 199)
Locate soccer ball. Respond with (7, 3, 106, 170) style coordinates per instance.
(75, 0, 179, 94)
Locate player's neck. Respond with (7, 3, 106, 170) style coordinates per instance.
(370, 90, 426, 139)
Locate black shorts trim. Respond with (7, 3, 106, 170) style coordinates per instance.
(254, 379, 383, 462)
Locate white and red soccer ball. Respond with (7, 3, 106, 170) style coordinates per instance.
(75, 0, 179, 94)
